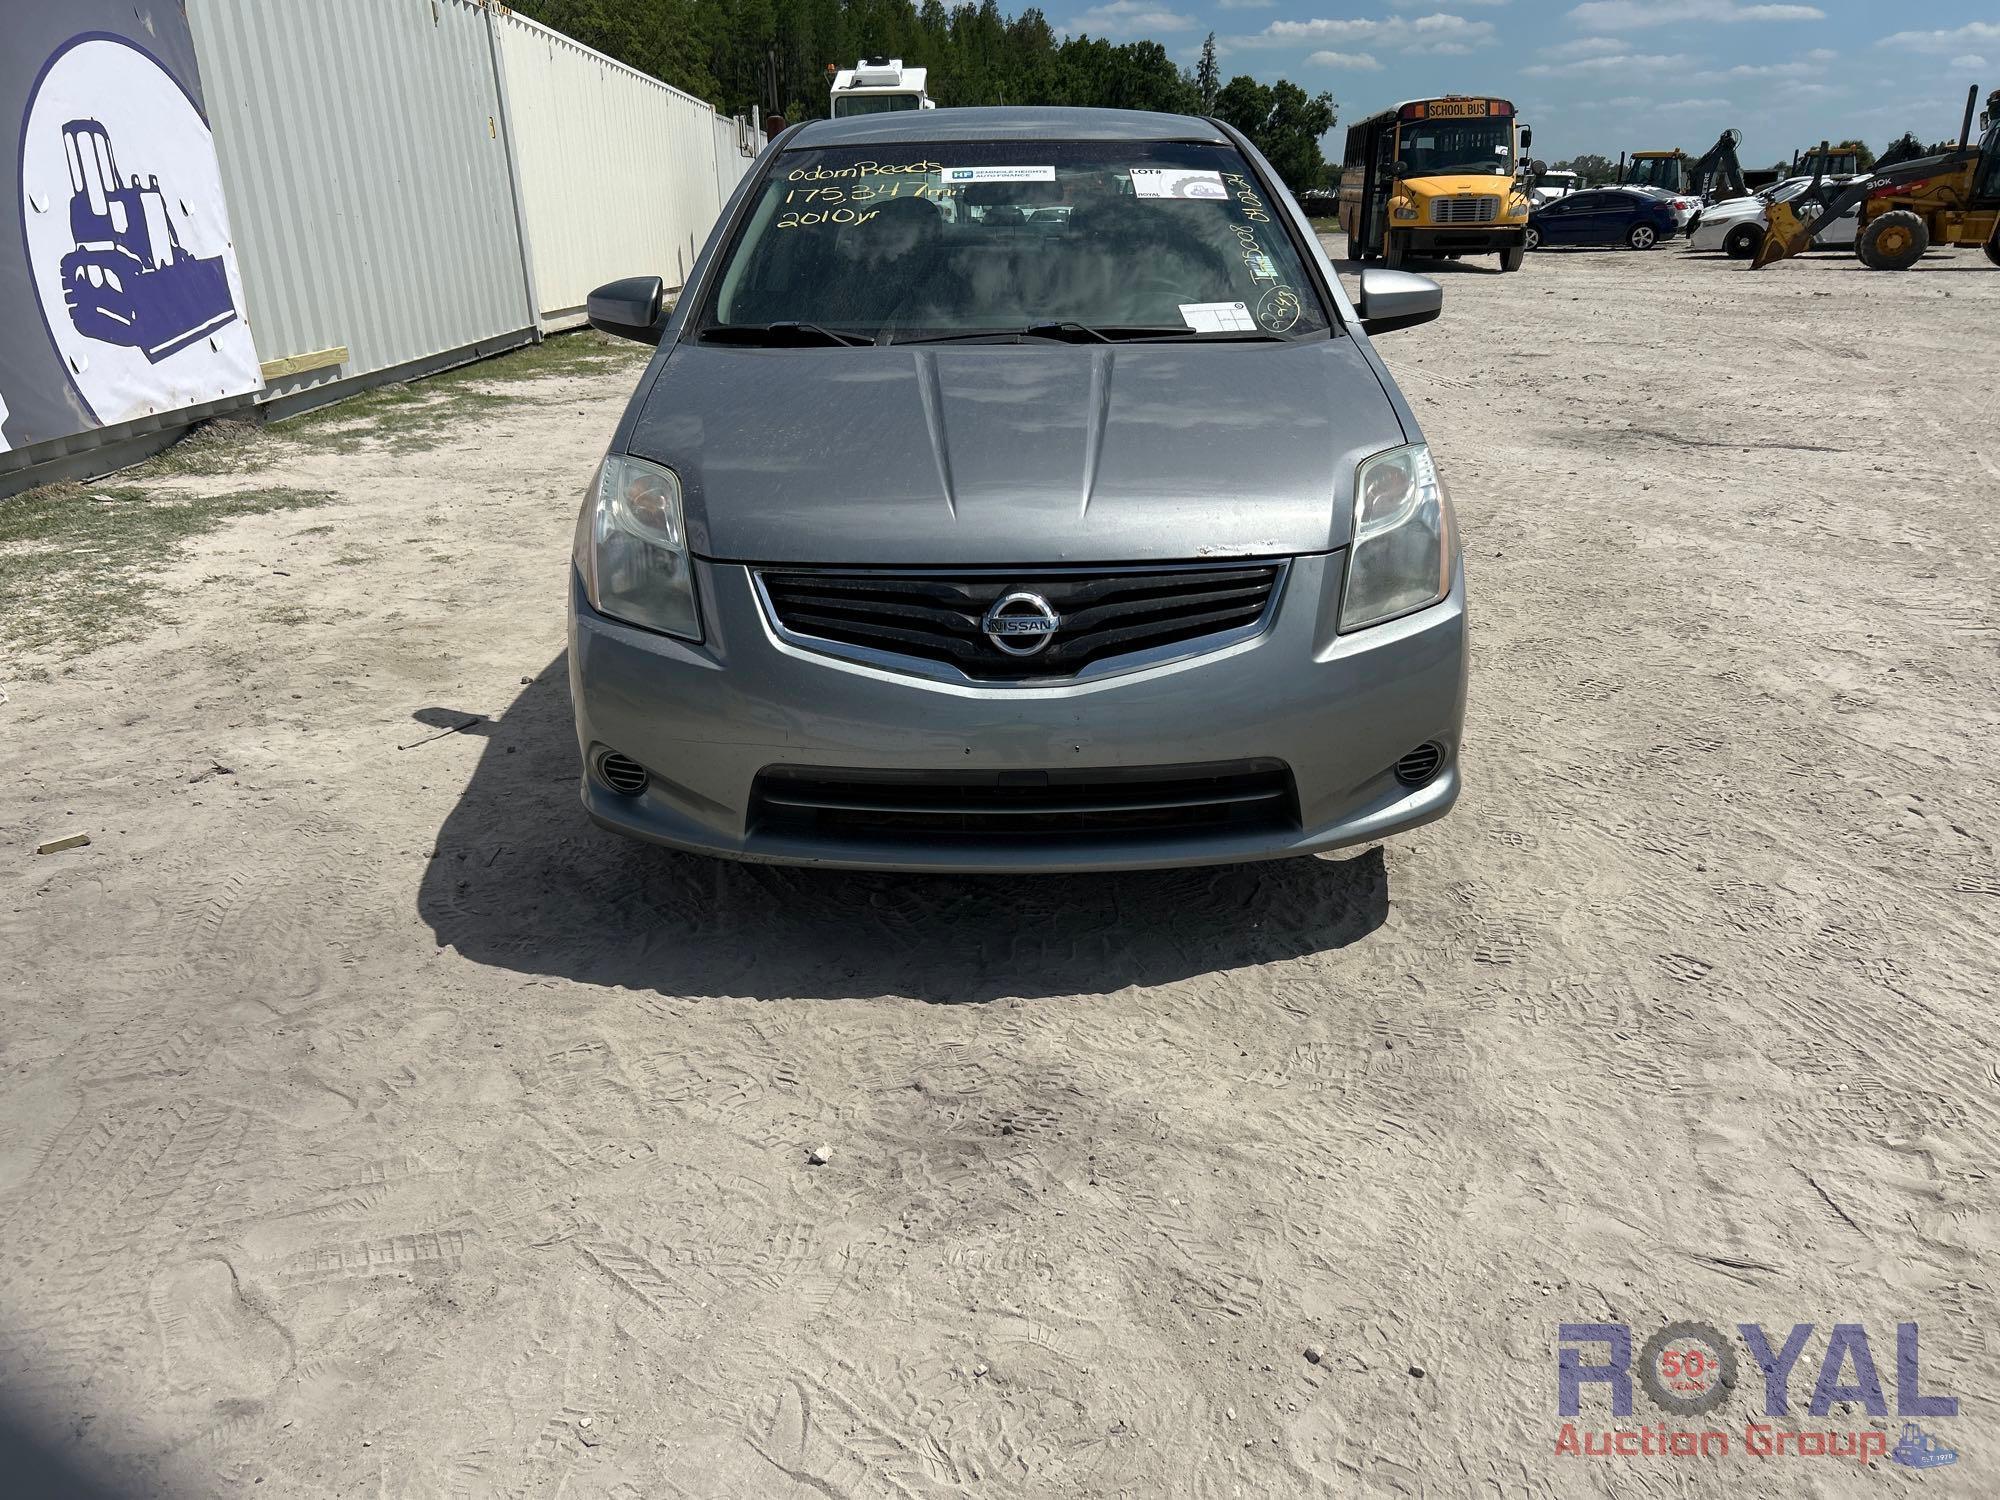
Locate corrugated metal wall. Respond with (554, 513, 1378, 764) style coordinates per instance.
(494, 11, 734, 326)
(714, 112, 755, 206)
(186, 0, 538, 406)
(4, 0, 761, 492)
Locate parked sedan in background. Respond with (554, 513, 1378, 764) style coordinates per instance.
(1687, 176, 1860, 258)
(1526, 188, 1679, 251)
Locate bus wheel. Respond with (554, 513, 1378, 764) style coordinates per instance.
(1347, 236, 1370, 262)
(1384, 236, 1408, 269)
(1500, 244, 1525, 273)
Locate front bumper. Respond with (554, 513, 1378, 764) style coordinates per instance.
(567, 553, 1467, 872)
(1401, 227, 1527, 254)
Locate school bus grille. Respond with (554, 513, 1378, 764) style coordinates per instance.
(1432, 195, 1500, 224)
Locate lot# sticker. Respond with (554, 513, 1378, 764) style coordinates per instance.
(1131, 168, 1228, 201)
(18, 32, 261, 430)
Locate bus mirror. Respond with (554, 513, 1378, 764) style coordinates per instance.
(1520, 127, 1533, 152)
(1391, 160, 1411, 179)
(1529, 159, 1548, 178)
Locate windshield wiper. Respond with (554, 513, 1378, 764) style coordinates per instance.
(890, 323, 1291, 346)
(889, 322, 1113, 345)
(700, 321, 873, 348)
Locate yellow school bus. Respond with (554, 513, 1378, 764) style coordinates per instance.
(1338, 96, 1534, 272)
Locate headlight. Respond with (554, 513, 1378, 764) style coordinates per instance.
(578, 454, 700, 640)
(1392, 199, 1419, 221)
(1339, 443, 1453, 632)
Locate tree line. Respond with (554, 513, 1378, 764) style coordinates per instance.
(510, 0, 1337, 189)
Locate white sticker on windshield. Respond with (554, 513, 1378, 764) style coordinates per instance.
(1131, 168, 1229, 201)
(1179, 301, 1255, 332)
(941, 165, 1055, 183)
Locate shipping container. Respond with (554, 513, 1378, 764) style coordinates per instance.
(186, 0, 539, 412)
(495, 11, 744, 327)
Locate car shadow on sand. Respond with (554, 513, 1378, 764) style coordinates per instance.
(416, 655, 1390, 1003)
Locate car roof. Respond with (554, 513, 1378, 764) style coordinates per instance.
(786, 106, 1232, 148)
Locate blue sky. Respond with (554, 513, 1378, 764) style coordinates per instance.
(1060, 1, 1999, 167)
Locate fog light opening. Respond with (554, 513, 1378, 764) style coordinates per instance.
(1395, 742, 1445, 787)
(598, 751, 649, 797)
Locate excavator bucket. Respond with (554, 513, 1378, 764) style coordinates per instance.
(1751, 200, 1818, 269)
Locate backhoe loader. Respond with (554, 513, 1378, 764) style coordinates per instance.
(1755, 86, 2000, 271)
(1618, 129, 1751, 202)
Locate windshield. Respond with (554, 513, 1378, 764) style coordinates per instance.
(1395, 117, 1513, 177)
(1626, 156, 1682, 191)
(702, 140, 1331, 342)
(832, 93, 921, 117)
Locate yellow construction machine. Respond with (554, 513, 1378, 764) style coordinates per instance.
(1756, 86, 2000, 270)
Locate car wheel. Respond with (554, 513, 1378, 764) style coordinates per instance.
(1724, 224, 1760, 259)
(1524, 225, 1541, 251)
(1627, 223, 1658, 251)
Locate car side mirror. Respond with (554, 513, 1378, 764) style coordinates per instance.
(1355, 268, 1442, 337)
(587, 275, 667, 344)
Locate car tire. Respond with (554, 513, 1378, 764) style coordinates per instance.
(1627, 223, 1658, 251)
(1856, 210, 1928, 271)
(1500, 244, 1526, 272)
(1724, 224, 1760, 259)
(1524, 225, 1541, 251)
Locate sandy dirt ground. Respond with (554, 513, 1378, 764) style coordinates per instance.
(2, 241, 1997, 1498)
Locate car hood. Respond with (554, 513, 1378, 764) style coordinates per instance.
(1702, 199, 1769, 223)
(624, 339, 1408, 565)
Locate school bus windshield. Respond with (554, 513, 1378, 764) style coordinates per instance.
(1398, 117, 1514, 178)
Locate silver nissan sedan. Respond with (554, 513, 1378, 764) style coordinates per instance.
(569, 107, 1464, 872)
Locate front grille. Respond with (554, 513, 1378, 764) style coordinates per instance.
(1432, 195, 1500, 224)
(759, 562, 1282, 681)
(752, 760, 1299, 842)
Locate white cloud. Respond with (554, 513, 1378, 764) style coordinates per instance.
(1243, 12, 1498, 53)
(1569, 1, 1822, 30)
(1951, 54, 1989, 69)
(1392, 0, 1507, 6)
(1067, 0, 1197, 34)
(1658, 97, 1732, 110)
(1522, 50, 1693, 77)
(1694, 60, 1816, 79)
(1306, 49, 1385, 69)
(1805, 47, 1835, 61)
(1878, 22, 2000, 54)
(1544, 35, 1627, 57)
(1216, 0, 1272, 9)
